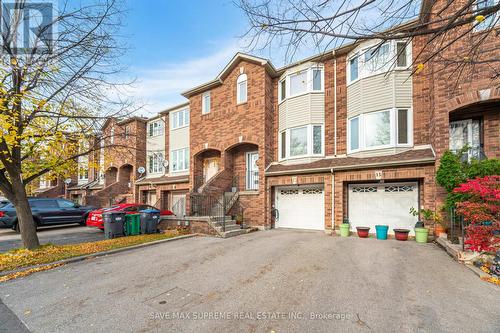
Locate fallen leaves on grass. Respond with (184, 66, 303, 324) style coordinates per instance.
(0, 230, 185, 273)
(0, 263, 65, 282)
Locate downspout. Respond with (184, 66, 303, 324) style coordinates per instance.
(333, 51, 338, 156)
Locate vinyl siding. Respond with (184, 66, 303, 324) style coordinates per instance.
(347, 71, 412, 118)
(278, 93, 325, 131)
(169, 126, 189, 151)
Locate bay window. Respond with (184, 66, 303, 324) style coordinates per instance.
(279, 66, 324, 102)
(148, 153, 164, 174)
(171, 109, 189, 130)
(348, 40, 411, 83)
(348, 108, 412, 153)
(171, 148, 189, 172)
(279, 124, 324, 159)
(149, 120, 164, 136)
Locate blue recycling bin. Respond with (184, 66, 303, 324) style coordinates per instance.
(139, 209, 161, 234)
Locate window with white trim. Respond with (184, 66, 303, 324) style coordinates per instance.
(348, 108, 412, 153)
(236, 74, 247, 104)
(110, 127, 114, 144)
(278, 66, 324, 102)
(148, 120, 164, 137)
(171, 148, 189, 172)
(148, 153, 164, 174)
(475, 0, 499, 31)
(202, 92, 211, 114)
(171, 109, 189, 130)
(279, 124, 324, 160)
(348, 40, 411, 83)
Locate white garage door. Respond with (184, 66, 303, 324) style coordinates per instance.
(275, 186, 324, 230)
(348, 182, 418, 235)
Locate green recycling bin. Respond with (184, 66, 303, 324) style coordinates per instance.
(124, 214, 140, 236)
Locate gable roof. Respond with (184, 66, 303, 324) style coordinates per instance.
(181, 52, 278, 98)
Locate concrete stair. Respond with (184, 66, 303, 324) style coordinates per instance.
(211, 216, 248, 238)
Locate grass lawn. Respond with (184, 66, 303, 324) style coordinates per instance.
(0, 230, 187, 274)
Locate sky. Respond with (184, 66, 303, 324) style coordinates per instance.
(119, 0, 258, 115)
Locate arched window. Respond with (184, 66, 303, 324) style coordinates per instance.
(236, 73, 247, 104)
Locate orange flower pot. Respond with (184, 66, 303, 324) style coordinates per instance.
(434, 224, 446, 237)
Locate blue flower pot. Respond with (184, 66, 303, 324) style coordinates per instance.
(375, 225, 389, 240)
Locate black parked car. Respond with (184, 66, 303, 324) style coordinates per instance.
(0, 198, 95, 232)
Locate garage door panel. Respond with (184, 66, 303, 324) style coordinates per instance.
(348, 183, 418, 235)
(275, 186, 324, 230)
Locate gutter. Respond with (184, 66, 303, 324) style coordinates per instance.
(333, 50, 337, 156)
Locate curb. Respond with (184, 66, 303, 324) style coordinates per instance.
(0, 234, 197, 278)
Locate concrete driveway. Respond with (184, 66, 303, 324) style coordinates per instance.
(1, 230, 499, 332)
(0, 225, 104, 252)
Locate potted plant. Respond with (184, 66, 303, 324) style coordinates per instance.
(393, 228, 410, 241)
(410, 207, 432, 243)
(433, 212, 446, 237)
(339, 217, 350, 237)
(356, 226, 370, 238)
(375, 225, 389, 240)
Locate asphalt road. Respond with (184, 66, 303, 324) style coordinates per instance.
(0, 225, 104, 252)
(1, 230, 499, 332)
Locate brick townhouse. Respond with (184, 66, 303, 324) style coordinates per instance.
(46, 0, 498, 236)
(135, 103, 190, 215)
(177, 0, 498, 234)
(66, 116, 147, 207)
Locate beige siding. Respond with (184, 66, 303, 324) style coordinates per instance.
(278, 93, 325, 131)
(170, 126, 189, 151)
(347, 71, 412, 118)
(395, 70, 413, 107)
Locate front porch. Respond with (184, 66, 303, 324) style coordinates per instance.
(189, 142, 264, 233)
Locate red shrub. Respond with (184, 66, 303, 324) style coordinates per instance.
(454, 176, 499, 252)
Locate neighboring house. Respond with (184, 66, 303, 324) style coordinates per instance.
(84, 116, 147, 207)
(135, 103, 190, 216)
(33, 175, 69, 199)
(66, 137, 101, 205)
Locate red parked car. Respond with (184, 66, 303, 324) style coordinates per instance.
(86, 203, 173, 229)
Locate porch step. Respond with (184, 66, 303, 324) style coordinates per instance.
(221, 228, 248, 238)
(214, 222, 243, 232)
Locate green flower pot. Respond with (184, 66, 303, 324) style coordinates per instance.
(414, 227, 429, 243)
(340, 223, 350, 237)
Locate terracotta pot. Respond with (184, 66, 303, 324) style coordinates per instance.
(394, 229, 410, 241)
(356, 227, 370, 238)
(434, 224, 446, 237)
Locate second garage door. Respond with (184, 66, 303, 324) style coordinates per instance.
(348, 182, 419, 235)
(275, 186, 324, 230)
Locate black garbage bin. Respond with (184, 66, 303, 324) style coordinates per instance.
(103, 212, 126, 239)
(139, 209, 160, 234)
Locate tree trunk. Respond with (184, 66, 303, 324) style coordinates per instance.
(11, 178, 40, 249)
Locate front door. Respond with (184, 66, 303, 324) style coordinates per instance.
(203, 158, 220, 183)
(246, 152, 259, 190)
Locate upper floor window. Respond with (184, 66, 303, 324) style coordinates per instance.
(475, 0, 499, 31)
(202, 92, 211, 114)
(279, 124, 324, 160)
(171, 147, 189, 172)
(348, 108, 412, 153)
(237, 74, 247, 104)
(110, 127, 115, 144)
(279, 66, 324, 102)
(148, 153, 164, 174)
(171, 109, 189, 130)
(124, 125, 130, 139)
(348, 40, 410, 83)
(148, 120, 163, 137)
